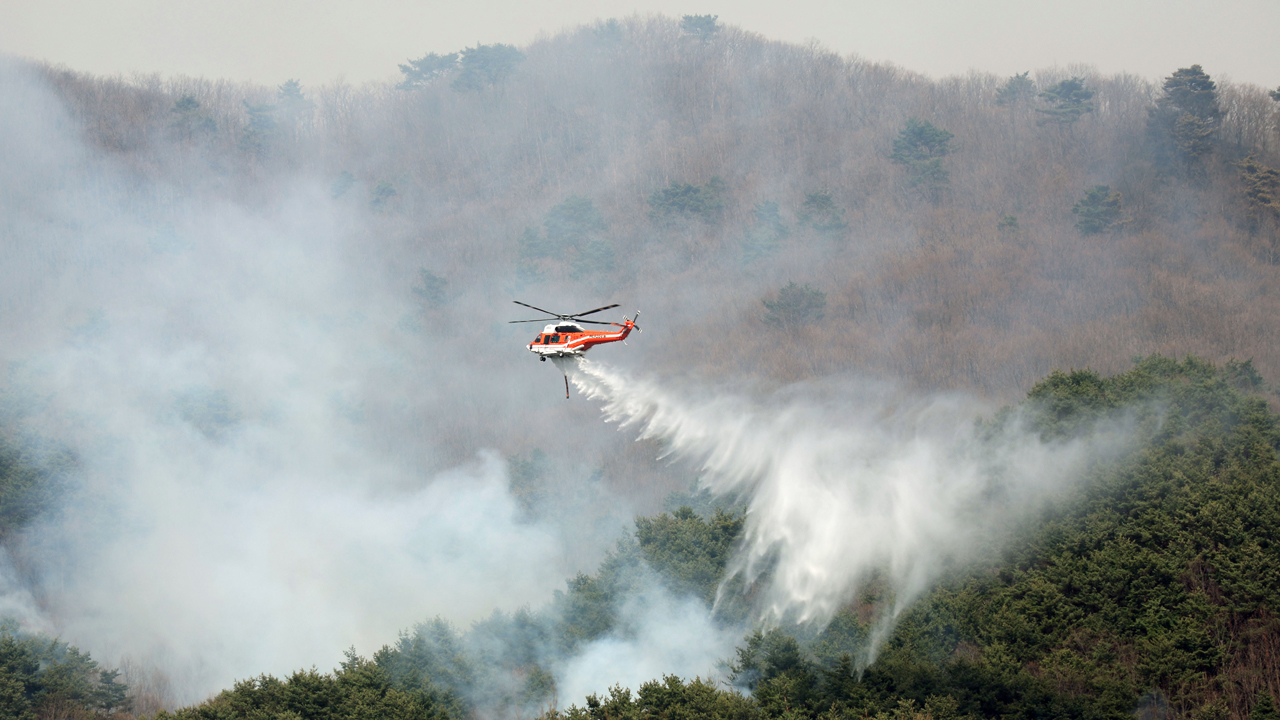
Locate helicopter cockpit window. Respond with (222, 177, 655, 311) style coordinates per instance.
(534, 335, 543, 343)
(541, 335, 551, 344)
(550, 335, 560, 343)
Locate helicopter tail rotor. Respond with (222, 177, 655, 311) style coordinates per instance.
(621, 311, 641, 344)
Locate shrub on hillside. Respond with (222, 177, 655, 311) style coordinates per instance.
(762, 282, 826, 330)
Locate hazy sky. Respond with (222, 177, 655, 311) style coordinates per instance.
(2, 0, 1278, 89)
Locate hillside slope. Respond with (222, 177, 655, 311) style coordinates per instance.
(23, 16, 1280, 401)
(136, 356, 1280, 720)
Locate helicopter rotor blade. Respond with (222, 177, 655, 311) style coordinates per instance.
(513, 300, 565, 318)
(573, 319, 615, 326)
(568, 303, 620, 318)
(508, 317, 558, 324)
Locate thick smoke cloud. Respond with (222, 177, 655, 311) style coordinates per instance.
(31, 452, 566, 698)
(569, 359, 1122, 664)
(0, 60, 636, 702)
(556, 585, 740, 704)
(0, 33, 1146, 709)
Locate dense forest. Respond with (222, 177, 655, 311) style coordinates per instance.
(2, 10, 1280, 720)
(28, 355, 1274, 720)
(23, 15, 1280, 402)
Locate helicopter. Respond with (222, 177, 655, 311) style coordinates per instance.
(509, 301, 641, 397)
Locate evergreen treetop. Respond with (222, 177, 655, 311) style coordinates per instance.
(762, 281, 827, 330)
(1072, 185, 1123, 235)
(995, 72, 1035, 107)
(398, 52, 460, 90)
(890, 118, 954, 163)
(890, 119, 955, 199)
(1147, 65, 1222, 173)
(1239, 156, 1280, 218)
(1157, 64, 1220, 122)
(648, 178, 727, 226)
(680, 15, 720, 40)
(1036, 77, 1095, 126)
(451, 44, 525, 92)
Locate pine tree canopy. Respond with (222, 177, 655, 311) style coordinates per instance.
(1158, 64, 1220, 122)
(1036, 77, 1095, 125)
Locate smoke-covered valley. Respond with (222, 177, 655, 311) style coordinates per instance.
(2, 13, 1280, 720)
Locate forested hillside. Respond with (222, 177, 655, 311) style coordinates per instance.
(4, 12, 1280, 720)
(25, 15, 1280, 401)
(136, 355, 1280, 720)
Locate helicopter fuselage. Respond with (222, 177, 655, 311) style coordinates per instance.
(527, 320, 635, 359)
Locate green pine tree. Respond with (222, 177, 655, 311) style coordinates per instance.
(398, 52, 459, 90)
(169, 95, 215, 141)
(94, 668, 130, 716)
(273, 79, 313, 143)
(1072, 185, 1123, 235)
(742, 200, 789, 263)
(995, 72, 1035, 107)
(890, 118, 955, 200)
(239, 100, 278, 158)
(648, 178, 727, 226)
(1148, 65, 1221, 173)
(680, 15, 719, 41)
(797, 191, 848, 235)
(1158, 64, 1220, 123)
(1036, 77, 1095, 126)
(451, 44, 525, 92)
(762, 281, 826, 330)
(1253, 692, 1279, 720)
(1239, 156, 1280, 219)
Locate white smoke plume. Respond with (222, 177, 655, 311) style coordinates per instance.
(0, 60, 636, 703)
(556, 584, 741, 705)
(568, 358, 1117, 662)
(0, 44, 1137, 709)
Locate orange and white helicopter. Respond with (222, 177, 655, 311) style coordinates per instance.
(510, 301, 640, 396)
(510, 301, 641, 359)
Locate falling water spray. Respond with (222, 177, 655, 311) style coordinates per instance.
(566, 358, 1114, 665)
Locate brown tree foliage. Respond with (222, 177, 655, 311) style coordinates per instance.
(22, 17, 1280, 407)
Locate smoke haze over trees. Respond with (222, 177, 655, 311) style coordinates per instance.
(2, 11, 1280, 720)
(18, 15, 1280, 395)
